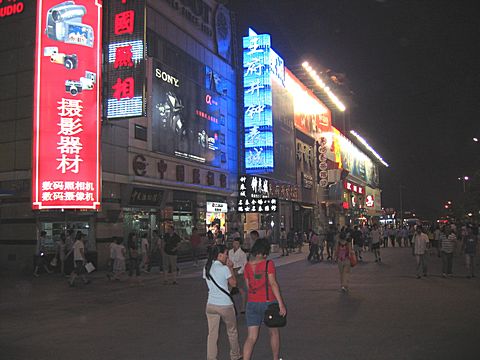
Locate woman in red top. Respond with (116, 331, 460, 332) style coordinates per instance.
(335, 232, 353, 292)
(243, 238, 287, 360)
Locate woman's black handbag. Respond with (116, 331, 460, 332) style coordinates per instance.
(263, 260, 287, 328)
(263, 303, 286, 327)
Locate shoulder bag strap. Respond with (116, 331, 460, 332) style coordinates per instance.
(265, 260, 270, 302)
(208, 270, 237, 315)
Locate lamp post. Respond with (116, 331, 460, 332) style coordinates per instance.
(457, 176, 469, 193)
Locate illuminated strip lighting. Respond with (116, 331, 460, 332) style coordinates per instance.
(108, 40, 144, 63)
(107, 97, 143, 118)
(350, 130, 389, 167)
(302, 61, 346, 112)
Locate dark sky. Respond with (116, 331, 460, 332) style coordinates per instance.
(229, 0, 480, 219)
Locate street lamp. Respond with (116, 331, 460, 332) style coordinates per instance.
(473, 137, 478, 142)
(457, 176, 469, 192)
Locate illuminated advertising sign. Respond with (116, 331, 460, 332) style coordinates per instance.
(103, 0, 146, 119)
(331, 127, 380, 188)
(285, 69, 331, 137)
(344, 180, 365, 195)
(207, 202, 227, 213)
(0, 0, 25, 19)
(237, 175, 278, 213)
(243, 29, 284, 173)
(151, 59, 223, 166)
(33, 0, 102, 210)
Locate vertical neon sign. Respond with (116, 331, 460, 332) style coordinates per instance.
(32, 0, 102, 210)
(243, 29, 284, 173)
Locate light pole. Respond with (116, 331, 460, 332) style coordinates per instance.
(457, 176, 469, 193)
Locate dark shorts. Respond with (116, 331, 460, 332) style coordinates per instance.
(371, 243, 380, 250)
(73, 260, 85, 275)
(246, 301, 277, 327)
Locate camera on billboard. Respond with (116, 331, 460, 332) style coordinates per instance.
(44, 46, 78, 70)
(45, 1, 94, 47)
(65, 71, 96, 96)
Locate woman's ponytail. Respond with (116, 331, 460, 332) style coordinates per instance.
(205, 244, 226, 280)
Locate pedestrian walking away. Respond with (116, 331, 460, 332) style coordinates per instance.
(440, 227, 456, 277)
(33, 231, 53, 277)
(335, 232, 352, 292)
(413, 227, 429, 278)
(163, 225, 181, 285)
(140, 233, 150, 273)
(279, 228, 289, 256)
(463, 226, 477, 278)
(370, 224, 382, 263)
(204, 244, 242, 360)
(127, 232, 142, 284)
(68, 233, 90, 287)
(190, 227, 202, 266)
(243, 238, 287, 360)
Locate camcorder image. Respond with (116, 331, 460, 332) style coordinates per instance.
(45, 1, 94, 48)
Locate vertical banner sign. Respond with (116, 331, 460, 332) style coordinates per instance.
(103, 0, 146, 119)
(243, 29, 276, 173)
(32, 0, 102, 210)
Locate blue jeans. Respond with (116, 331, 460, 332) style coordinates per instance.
(246, 301, 278, 327)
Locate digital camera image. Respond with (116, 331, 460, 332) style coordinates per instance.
(45, 1, 94, 47)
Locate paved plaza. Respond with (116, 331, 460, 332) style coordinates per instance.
(1, 247, 480, 360)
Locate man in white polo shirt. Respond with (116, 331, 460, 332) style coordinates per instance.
(228, 238, 247, 313)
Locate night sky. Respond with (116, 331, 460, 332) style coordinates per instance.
(230, 0, 480, 219)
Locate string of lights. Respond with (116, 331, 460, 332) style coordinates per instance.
(302, 61, 346, 112)
(350, 130, 390, 167)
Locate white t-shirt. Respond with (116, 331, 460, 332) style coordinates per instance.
(73, 240, 85, 261)
(113, 244, 126, 260)
(141, 238, 149, 254)
(203, 260, 232, 306)
(228, 248, 247, 274)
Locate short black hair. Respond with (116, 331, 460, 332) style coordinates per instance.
(250, 238, 270, 257)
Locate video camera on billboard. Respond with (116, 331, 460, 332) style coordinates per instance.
(45, 1, 94, 47)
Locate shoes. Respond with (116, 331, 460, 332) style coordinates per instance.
(442, 273, 446, 278)
(172, 281, 178, 285)
(416, 275, 421, 279)
(33, 273, 39, 278)
(375, 259, 378, 263)
(84, 280, 91, 285)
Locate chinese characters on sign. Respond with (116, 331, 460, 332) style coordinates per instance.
(243, 29, 284, 172)
(344, 180, 365, 195)
(236, 175, 278, 213)
(33, 0, 102, 210)
(105, 0, 146, 118)
(317, 137, 328, 187)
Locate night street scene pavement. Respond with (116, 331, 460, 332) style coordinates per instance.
(2, 247, 480, 360)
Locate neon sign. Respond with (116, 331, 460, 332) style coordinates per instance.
(33, 0, 102, 210)
(243, 28, 284, 173)
(0, 0, 24, 19)
(104, 0, 146, 119)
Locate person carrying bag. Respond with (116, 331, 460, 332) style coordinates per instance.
(203, 245, 242, 360)
(243, 238, 287, 360)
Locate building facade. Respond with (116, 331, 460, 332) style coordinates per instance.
(0, 0, 239, 272)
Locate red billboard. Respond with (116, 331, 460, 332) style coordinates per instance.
(32, 0, 102, 210)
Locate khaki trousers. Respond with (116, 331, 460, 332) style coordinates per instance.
(206, 303, 241, 360)
(338, 259, 351, 287)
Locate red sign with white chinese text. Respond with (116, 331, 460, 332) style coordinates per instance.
(343, 180, 365, 195)
(32, 0, 102, 210)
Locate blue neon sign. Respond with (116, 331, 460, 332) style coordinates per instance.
(243, 29, 284, 173)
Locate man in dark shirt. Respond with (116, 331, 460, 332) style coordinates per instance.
(352, 226, 364, 261)
(163, 226, 181, 284)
